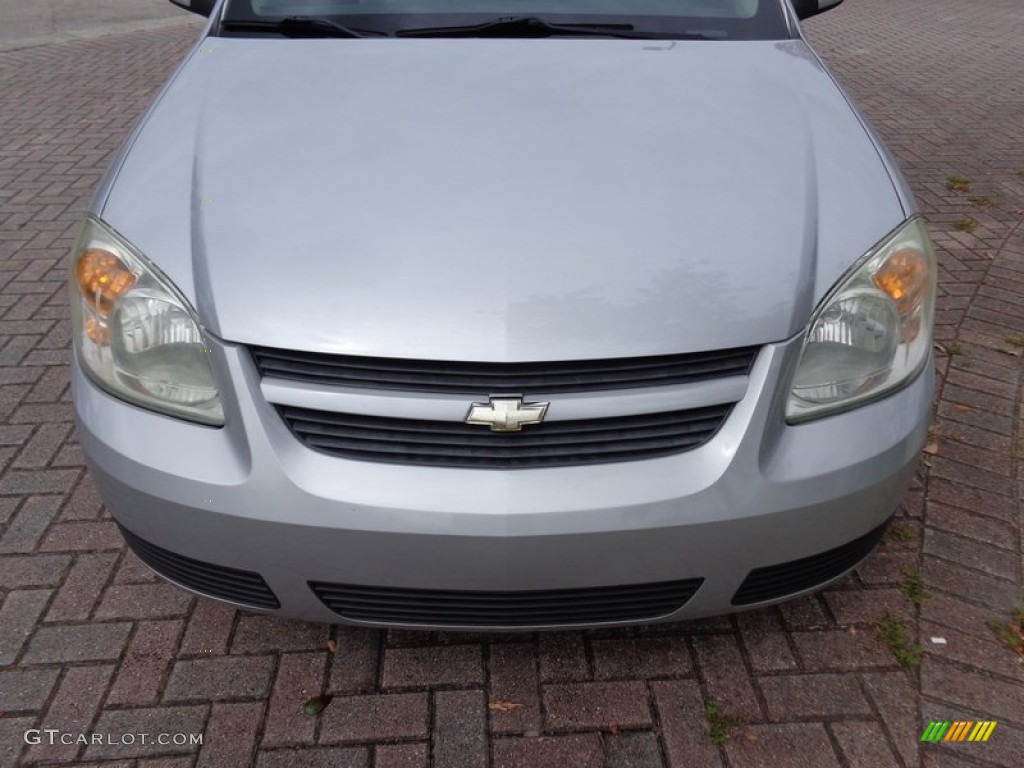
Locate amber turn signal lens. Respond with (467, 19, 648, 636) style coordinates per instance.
(873, 248, 927, 315)
(76, 248, 136, 318)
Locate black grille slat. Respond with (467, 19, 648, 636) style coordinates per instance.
(316, 581, 693, 604)
(310, 578, 703, 626)
(294, 417, 720, 448)
(259, 347, 753, 377)
(285, 406, 725, 436)
(298, 446, 703, 468)
(136, 555, 267, 593)
(295, 421, 716, 448)
(128, 544, 270, 586)
(302, 432, 709, 459)
(118, 524, 280, 609)
(332, 606, 685, 623)
(322, 602, 688, 618)
(731, 518, 892, 606)
(259, 366, 740, 391)
(279, 404, 733, 468)
(253, 346, 758, 395)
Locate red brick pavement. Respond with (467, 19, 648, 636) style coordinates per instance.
(0, 1, 1022, 766)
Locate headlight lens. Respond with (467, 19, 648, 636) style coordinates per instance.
(786, 217, 936, 422)
(69, 216, 223, 425)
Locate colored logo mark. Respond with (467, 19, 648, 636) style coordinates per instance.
(920, 721, 997, 742)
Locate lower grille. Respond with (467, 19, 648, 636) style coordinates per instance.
(310, 578, 704, 626)
(731, 518, 892, 605)
(118, 524, 280, 609)
(279, 403, 733, 468)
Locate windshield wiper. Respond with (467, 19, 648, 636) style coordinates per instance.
(396, 16, 642, 39)
(220, 16, 381, 39)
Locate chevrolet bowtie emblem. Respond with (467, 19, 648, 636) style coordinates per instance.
(465, 396, 549, 432)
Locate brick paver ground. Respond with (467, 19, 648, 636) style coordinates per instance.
(1, 1, 1022, 766)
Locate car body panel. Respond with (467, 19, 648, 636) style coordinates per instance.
(100, 37, 904, 361)
(74, 335, 931, 629)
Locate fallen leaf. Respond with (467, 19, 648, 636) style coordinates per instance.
(301, 695, 334, 716)
(923, 442, 939, 455)
(953, 404, 973, 411)
(607, 723, 620, 736)
(488, 700, 525, 712)
(326, 640, 338, 653)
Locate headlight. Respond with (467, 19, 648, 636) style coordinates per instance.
(787, 216, 936, 422)
(69, 216, 223, 425)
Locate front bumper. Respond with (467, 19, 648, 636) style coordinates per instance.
(73, 336, 932, 630)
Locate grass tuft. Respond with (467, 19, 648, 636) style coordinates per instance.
(703, 700, 743, 746)
(900, 567, 929, 604)
(877, 612, 923, 668)
(986, 609, 1024, 660)
(884, 523, 914, 543)
(945, 174, 971, 192)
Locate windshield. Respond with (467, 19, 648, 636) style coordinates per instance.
(218, 1, 792, 40)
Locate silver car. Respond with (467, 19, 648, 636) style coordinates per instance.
(70, 0, 935, 630)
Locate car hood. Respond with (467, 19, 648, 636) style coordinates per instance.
(101, 37, 905, 361)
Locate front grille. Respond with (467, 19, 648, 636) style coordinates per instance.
(310, 578, 704, 626)
(252, 346, 758, 394)
(278, 403, 733, 468)
(731, 518, 892, 606)
(118, 524, 280, 609)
